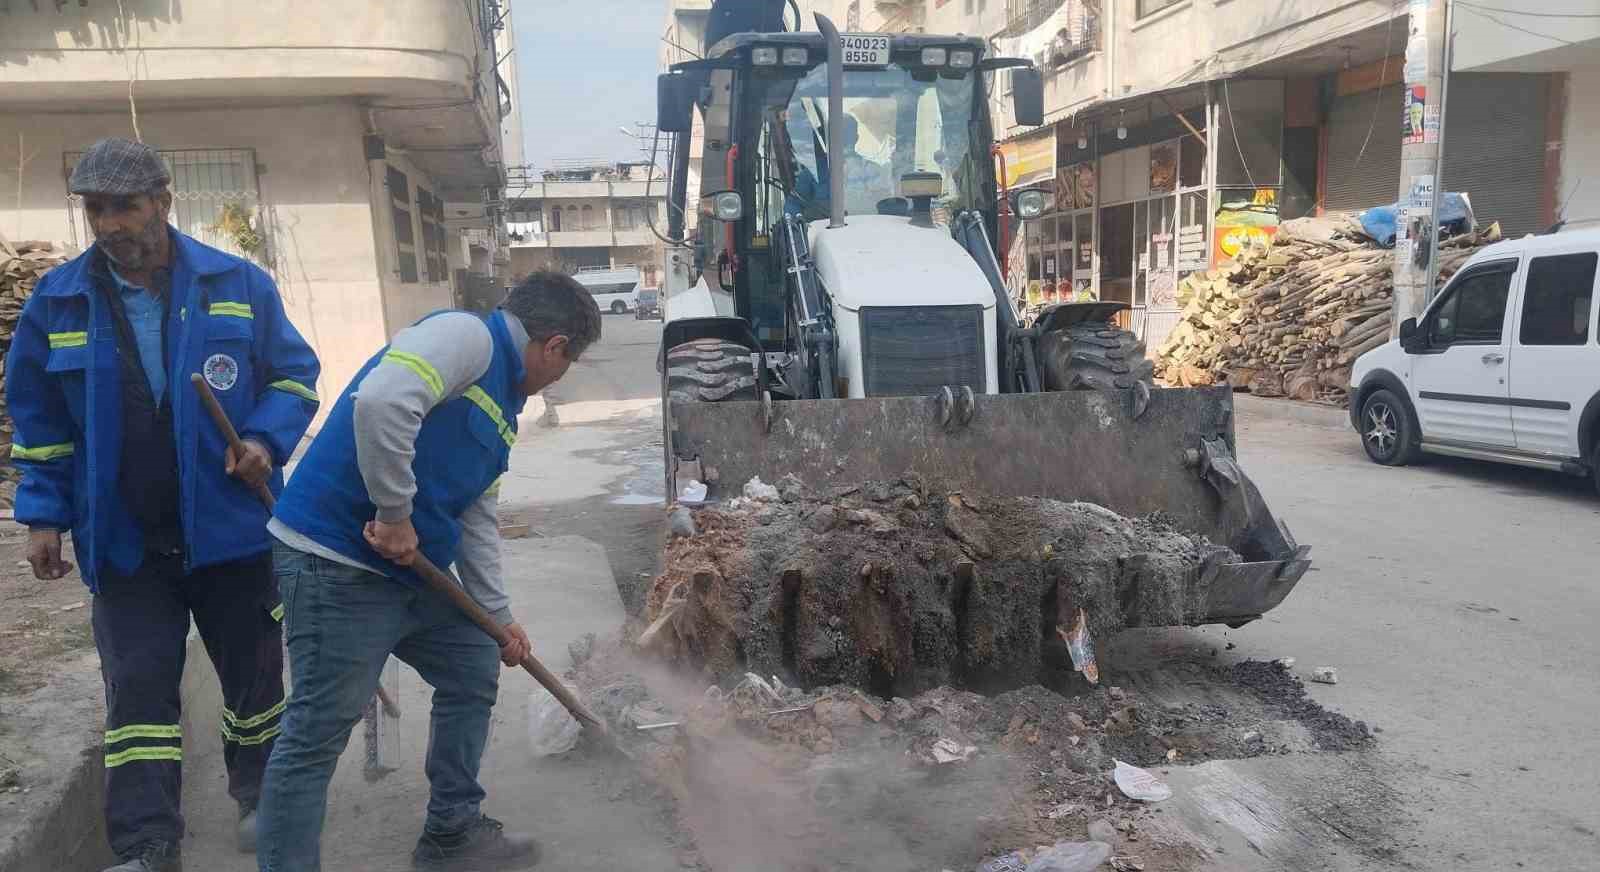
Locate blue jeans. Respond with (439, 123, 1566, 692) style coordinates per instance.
(257, 543, 502, 872)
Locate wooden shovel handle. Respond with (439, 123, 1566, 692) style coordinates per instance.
(190, 373, 276, 511)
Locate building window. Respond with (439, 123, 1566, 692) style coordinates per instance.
(65, 148, 266, 264)
(416, 187, 448, 284)
(582, 204, 595, 230)
(1137, 0, 1183, 17)
(551, 207, 562, 232)
(387, 165, 419, 284)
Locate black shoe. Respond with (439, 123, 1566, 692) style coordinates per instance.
(237, 802, 259, 854)
(102, 840, 182, 872)
(412, 815, 540, 870)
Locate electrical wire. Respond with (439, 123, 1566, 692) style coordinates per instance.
(1350, 8, 1396, 177)
(1456, 4, 1577, 46)
(1454, 2, 1600, 19)
(1221, 79, 1257, 191)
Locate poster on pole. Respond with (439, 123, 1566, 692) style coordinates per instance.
(1402, 85, 1426, 145)
(1404, 0, 1429, 83)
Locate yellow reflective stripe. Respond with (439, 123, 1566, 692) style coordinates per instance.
(382, 351, 444, 399)
(105, 724, 181, 745)
(220, 723, 282, 746)
(209, 302, 254, 319)
(270, 603, 285, 622)
(222, 697, 286, 731)
(48, 331, 88, 349)
(462, 386, 516, 448)
(269, 379, 320, 404)
(12, 442, 74, 462)
(105, 746, 182, 768)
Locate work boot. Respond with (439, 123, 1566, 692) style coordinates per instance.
(237, 802, 259, 854)
(102, 840, 182, 872)
(412, 815, 540, 870)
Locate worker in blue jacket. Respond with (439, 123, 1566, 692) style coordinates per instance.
(5, 138, 321, 872)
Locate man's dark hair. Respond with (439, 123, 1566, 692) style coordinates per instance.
(503, 271, 603, 359)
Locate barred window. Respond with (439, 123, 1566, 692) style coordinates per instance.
(416, 187, 449, 284)
(387, 165, 419, 284)
(65, 148, 266, 264)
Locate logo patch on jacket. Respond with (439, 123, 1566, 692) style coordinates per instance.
(204, 354, 240, 391)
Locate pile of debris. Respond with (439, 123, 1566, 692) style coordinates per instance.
(641, 475, 1234, 697)
(1155, 217, 1501, 405)
(562, 635, 1375, 872)
(0, 239, 73, 508)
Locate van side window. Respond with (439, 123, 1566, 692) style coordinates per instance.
(1518, 253, 1597, 347)
(1430, 268, 1512, 346)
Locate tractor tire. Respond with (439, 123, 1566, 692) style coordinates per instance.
(1036, 321, 1156, 393)
(666, 339, 758, 406)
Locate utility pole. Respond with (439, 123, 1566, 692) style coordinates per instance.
(1391, 0, 1449, 333)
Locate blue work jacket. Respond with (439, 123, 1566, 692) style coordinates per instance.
(5, 229, 321, 590)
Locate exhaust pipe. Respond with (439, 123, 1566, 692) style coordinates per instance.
(813, 13, 847, 229)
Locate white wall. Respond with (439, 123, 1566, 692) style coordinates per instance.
(1454, 2, 1600, 73)
(0, 102, 391, 407)
(1564, 67, 1600, 228)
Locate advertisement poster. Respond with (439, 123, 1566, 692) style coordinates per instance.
(1424, 107, 1441, 143)
(1404, 0, 1429, 83)
(1402, 85, 1426, 145)
(1055, 162, 1097, 210)
(998, 128, 1057, 190)
(1149, 142, 1178, 194)
(1212, 189, 1279, 264)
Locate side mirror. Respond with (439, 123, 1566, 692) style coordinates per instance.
(1011, 67, 1044, 127)
(1398, 317, 1421, 352)
(657, 73, 695, 134)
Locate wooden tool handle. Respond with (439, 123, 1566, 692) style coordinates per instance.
(409, 553, 609, 733)
(190, 373, 276, 511)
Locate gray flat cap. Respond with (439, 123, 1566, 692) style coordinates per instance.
(68, 138, 171, 196)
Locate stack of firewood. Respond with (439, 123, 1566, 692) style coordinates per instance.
(0, 238, 74, 508)
(1156, 217, 1502, 406)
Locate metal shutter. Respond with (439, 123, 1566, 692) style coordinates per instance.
(1324, 86, 1402, 213)
(1442, 74, 1548, 238)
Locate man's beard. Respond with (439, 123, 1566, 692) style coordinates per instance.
(97, 219, 165, 271)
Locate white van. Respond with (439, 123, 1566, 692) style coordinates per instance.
(573, 266, 641, 315)
(1350, 225, 1599, 495)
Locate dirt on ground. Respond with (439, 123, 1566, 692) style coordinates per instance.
(644, 476, 1237, 699)
(0, 523, 93, 699)
(560, 634, 1378, 872)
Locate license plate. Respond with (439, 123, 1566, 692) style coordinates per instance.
(839, 33, 891, 67)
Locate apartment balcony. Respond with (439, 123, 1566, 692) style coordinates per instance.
(539, 181, 612, 199)
(0, 0, 507, 192)
(612, 228, 661, 248)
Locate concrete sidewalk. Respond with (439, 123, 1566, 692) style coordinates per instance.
(1232, 392, 1349, 431)
(179, 534, 680, 871)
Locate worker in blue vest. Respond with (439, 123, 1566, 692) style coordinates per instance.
(5, 138, 322, 872)
(257, 272, 602, 872)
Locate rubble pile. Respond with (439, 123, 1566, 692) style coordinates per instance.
(642, 475, 1234, 697)
(1156, 217, 1501, 405)
(0, 240, 72, 508)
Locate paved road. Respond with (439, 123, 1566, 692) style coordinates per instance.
(1203, 412, 1600, 870)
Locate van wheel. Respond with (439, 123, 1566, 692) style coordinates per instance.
(611, 300, 628, 315)
(1360, 389, 1419, 466)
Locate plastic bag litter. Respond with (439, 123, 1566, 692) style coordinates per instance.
(1024, 841, 1113, 872)
(1059, 608, 1099, 685)
(1112, 759, 1172, 802)
(527, 686, 583, 757)
(679, 480, 708, 504)
(742, 476, 780, 501)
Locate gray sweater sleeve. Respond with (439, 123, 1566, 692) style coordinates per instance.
(353, 313, 514, 624)
(353, 313, 493, 520)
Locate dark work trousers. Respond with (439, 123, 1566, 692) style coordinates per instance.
(91, 551, 285, 858)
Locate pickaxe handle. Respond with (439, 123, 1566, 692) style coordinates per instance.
(191, 374, 403, 719)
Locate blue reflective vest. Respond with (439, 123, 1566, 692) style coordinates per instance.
(4, 232, 322, 591)
(272, 310, 525, 586)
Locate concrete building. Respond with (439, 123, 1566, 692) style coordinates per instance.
(0, 0, 517, 409)
(504, 162, 669, 287)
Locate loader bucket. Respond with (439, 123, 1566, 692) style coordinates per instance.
(666, 387, 1309, 627)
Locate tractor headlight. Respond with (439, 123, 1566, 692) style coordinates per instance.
(1015, 189, 1047, 219)
(921, 47, 948, 67)
(752, 46, 779, 66)
(782, 47, 809, 66)
(949, 50, 975, 70)
(712, 191, 745, 222)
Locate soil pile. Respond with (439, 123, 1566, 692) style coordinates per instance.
(644, 476, 1236, 697)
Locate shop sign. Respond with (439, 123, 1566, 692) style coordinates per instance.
(1213, 189, 1279, 265)
(1178, 223, 1208, 271)
(998, 128, 1057, 190)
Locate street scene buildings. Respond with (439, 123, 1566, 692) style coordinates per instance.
(2, 2, 1598, 871)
